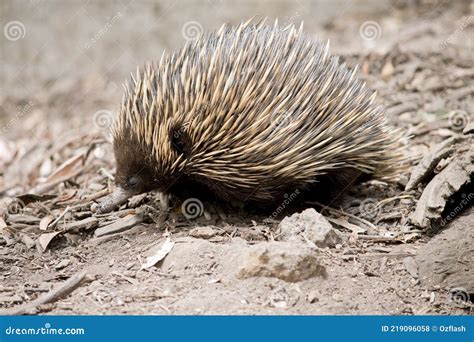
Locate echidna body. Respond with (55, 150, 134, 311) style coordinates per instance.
(102, 20, 404, 212)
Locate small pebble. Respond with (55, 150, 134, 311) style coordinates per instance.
(307, 291, 320, 303)
(332, 293, 343, 302)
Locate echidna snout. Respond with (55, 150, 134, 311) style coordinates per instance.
(94, 19, 405, 214)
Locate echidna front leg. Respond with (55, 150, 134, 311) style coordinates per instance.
(91, 187, 134, 214)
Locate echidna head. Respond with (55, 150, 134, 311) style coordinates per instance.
(112, 133, 159, 196)
(110, 101, 193, 199)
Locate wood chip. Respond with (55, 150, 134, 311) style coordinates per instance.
(48, 206, 71, 229)
(8, 214, 40, 225)
(463, 122, 474, 134)
(63, 217, 98, 232)
(54, 259, 71, 270)
(94, 214, 143, 237)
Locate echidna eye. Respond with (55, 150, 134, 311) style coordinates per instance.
(127, 175, 141, 191)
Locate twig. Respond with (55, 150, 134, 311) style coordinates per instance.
(0, 270, 91, 315)
(308, 201, 378, 232)
(358, 235, 398, 242)
(35, 202, 56, 216)
(99, 168, 115, 181)
(49, 206, 71, 229)
(325, 216, 366, 234)
(82, 188, 111, 202)
(377, 195, 414, 207)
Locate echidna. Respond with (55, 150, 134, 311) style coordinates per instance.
(95, 19, 404, 214)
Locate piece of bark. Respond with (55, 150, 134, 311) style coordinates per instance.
(62, 217, 99, 232)
(7, 214, 40, 225)
(94, 214, 143, 237)
(405, 136, 464, 191)
(409, 150, 474, 229)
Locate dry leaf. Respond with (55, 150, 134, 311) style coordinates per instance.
(56, 189, 77, 202)
(0, 217, 7, 230)
(0, 139, 16, 170)
(45, 153, 85, 184)
(381, 61, 394, 81)
(37, 231, 61, 252)
(208, 278, 221, 284)
(141, 238, 174, 269)
(40, 215, 55, 231)
(16, 193, 56, 206)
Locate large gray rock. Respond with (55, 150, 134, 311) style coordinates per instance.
(236, 241, 327, 283)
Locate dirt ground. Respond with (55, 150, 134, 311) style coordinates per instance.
(0, 0, 473, 315)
